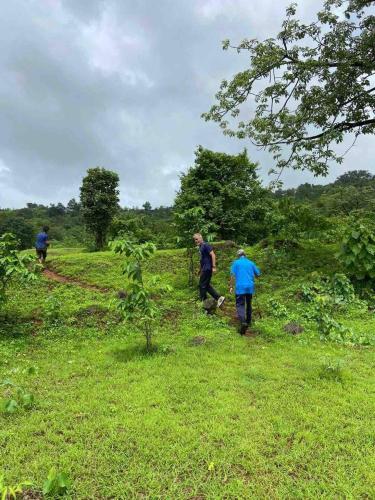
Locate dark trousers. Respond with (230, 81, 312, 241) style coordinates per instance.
(199, 270, 220, 301)
(236, 294, 253, 325)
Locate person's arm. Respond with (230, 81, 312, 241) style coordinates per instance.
(229, 274, 235, 294)
(210, 250, 217, 272)
(253, 263, 261, 277)
(229, 262, 235, 293)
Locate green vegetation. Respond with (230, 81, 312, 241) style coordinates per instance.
(110, 239, 172, 351)
(339, 221, 375, 282)
(42, 468, 71, 497)
(0, 240, 374, 498)
(0, 233, 38, 308)
(174, 147, 268, 242)
(0, 475, 32, 500)
(1, 167, 375, 262)
(1, 0, 374, 496)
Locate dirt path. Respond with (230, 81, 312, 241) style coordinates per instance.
(43, 268, 110, 293)
(42, 268, 257, 335)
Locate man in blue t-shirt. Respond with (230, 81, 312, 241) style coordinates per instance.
(230, 249, 261, 335)
(193, 233, 225, 308)
(35, 226, 50, 264)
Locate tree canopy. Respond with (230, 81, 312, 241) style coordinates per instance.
(203, 0, 375, 179)
(174, 146, 268, 242)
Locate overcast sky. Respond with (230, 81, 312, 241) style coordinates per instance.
(0, 0, 374, 208)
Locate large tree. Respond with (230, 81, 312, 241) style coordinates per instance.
(80, 167, 120, 250)
(203, 0, 375, 180)
(174, 146, 268, 242)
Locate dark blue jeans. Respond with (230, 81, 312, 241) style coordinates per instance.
(199, 270, 220, 301)
(236, 294, 253, 325)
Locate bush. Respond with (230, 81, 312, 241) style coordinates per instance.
(338, 222, 375, 282)
(0, 233, 38, 307)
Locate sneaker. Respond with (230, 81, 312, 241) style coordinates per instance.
(240, 322, 248, 335)
(217, 296, 225, 308)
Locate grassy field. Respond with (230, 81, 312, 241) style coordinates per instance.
(0, 243, 374, 498)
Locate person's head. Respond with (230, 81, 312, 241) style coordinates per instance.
(237, 248, 246, 258)
(193, 233, 203, 245)
(42, 226, 49, 233)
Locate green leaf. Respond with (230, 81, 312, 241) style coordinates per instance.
(3, 399, 19, 413)
(20, 392, 35, 408)
(24, 366, 37, 376)
(57, 471, 70, 491)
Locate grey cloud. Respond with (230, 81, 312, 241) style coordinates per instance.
(0, 0, 373, 208)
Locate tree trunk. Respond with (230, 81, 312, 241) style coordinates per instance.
(145, 322, 152, 351)
(95, 230, 106, 251)
(187, 247, 195, 287)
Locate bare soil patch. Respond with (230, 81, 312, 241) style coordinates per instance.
(43, 268, 109, 292)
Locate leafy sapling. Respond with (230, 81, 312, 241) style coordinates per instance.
(110, 239, 172, 351)
(0, 474, 32, 500)
(1, 379, 35, 414)
(0, 233, 39, 308)
(43, 468, 71, 497)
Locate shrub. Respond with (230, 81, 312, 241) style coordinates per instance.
(0, 233, 38, 308)
(338, 222, 375, 282)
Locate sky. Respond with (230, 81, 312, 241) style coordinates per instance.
(0, 0, 374, 208)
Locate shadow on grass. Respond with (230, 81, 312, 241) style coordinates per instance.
(0, 312, 39, 341)
(110, 343, 159, 363)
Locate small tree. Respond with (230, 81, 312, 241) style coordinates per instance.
(0, 233, 38, 308)
(174, 206, 217, 285)
(80, 167, 120, 250)
(142, 201, 152, 213)
(110, 239, 171, 351)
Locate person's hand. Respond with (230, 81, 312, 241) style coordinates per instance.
(212, 266, 217, 273)
(229, 286, 233, 294)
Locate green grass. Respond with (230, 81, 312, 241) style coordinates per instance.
(1, 242, 374, 498)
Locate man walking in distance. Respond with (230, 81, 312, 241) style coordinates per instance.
(229, 249, 261, 335)
(193, 233, 225, 308)
(35, 226, 50, 265)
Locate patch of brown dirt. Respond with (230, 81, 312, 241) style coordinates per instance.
(190, 336, 206, 346)
(43, 268, 109, 292)
(224, 305, 263, 328)
(243, 329, 258, 338)
(162, 307, 181, 326)
(21, 491, 43, 499)
(284, 322, 304, 335)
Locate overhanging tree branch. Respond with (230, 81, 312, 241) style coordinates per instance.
(203, 0, 375, 176)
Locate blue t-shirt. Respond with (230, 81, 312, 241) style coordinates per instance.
(199, 242, 213, 272)
(230, 257, 261, 295)
(35, 232, 48, 249)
